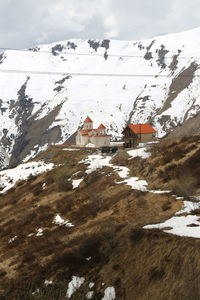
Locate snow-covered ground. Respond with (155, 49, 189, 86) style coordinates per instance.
(1, 27, 200, 162)
(144, 200, 200, 238)
(80, 154, 148, 191)
(80, 154, 170, 193)
(0, 161, 54, 193)
(127, 147, 151, 159)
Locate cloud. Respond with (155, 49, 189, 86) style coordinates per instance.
(0, 0, 199, 48)
(104, 15, 119, 38)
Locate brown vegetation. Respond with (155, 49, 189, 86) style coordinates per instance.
(1, 138, 200, 299)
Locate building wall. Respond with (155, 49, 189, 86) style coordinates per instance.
(76, 134, 110, 147)
(90, 136, 110, 147)
(76, 133, 81, 145)
(123, 128, 137, 147)
(123, 128, 156, 147)
(139, 133, 155, 142)
(81, 135, 89, 146)
(76, 132, 89, 146)
(83, 122, 93, 130)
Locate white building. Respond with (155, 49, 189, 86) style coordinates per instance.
(76, 117, 111, 147)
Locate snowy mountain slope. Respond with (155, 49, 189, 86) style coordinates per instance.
(1, 27, 200, 166)
(0, 146, 9, 170)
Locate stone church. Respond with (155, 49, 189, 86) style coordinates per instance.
(76, 117, 111, 147)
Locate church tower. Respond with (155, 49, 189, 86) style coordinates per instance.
(83, 116, 93, 130)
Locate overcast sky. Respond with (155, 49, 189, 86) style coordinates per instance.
(1, 0, 200, 48)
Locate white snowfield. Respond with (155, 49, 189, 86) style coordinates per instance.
(144, 200, 200, 238)
(0, 161, 54, 193)
(1, 27, 200, 163)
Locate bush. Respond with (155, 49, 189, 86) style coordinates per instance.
(162, 201, 171, 211)
(130, 228, 145, 243)
(170, 171, 197, 197)
(32, 185, 42, 196)
(111, 151, 129, 166)
(53, 168, 73, 192)
(7, 280, 67, 300)
(84, 171, 102, 185)
(148, 266, 165, 281)
(136, 197, 147, 208)
(57, 180, 72, 192)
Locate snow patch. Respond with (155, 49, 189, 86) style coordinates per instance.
(86, 291, 94, 299)
(176, 200, 200, 215)
(85, 143, 96, 148)
(66, 276, 85, 298)
(144, 215, 200, 238)
(36, 228, 43, 237)
(0, 161, 54, 193)
(102, 287, 116, 300)
(144, 200, 200, 238)
(80, 155, 112, 174)
(127, 147, 151, 159)
(53, 214, 74, 227)
(72, 178, 83, 189)
(8, 236, 17, 244)
(89, 282, 95, 289)
(122, 177, 148, 191)
(44, 280, 53, 286)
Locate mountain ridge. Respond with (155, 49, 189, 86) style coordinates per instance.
(1, 27, 200, 167)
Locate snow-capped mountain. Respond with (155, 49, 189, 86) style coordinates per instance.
(1, 27, 200, 167)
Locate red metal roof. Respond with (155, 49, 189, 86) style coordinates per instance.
(84, 116, 93, 123)
(127, 124, 156, 134)
(98, 123, 106, 129)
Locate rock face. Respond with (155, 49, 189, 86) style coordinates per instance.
(1, 27, 200, 166)
(0, 146, 9, 170)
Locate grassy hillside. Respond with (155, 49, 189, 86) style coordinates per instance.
(0, 138, 200, 299)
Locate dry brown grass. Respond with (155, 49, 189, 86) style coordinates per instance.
(1, 141, 200, 299)
(111, 150, 129, 166)
(170, 170, 197, 197)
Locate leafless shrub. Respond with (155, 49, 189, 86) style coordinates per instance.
(111, 150, 129, 166)
(53, 167, 73, 192)
(170, 171, 197, 198)
(162, 201, 171, 211)
(130, 228, 145, 243)
(135, 197, 147, 208)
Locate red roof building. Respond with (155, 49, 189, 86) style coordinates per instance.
(84, 116, 93, 123)
(127, 124, 156, 134)
(123, 123, 157, 148)
(98, 123, 106, 129)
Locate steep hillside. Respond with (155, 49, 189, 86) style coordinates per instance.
(1, 28, 200, 167)
(1, 138, 200, 299)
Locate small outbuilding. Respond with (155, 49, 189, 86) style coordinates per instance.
(122, 124, 157, 148)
